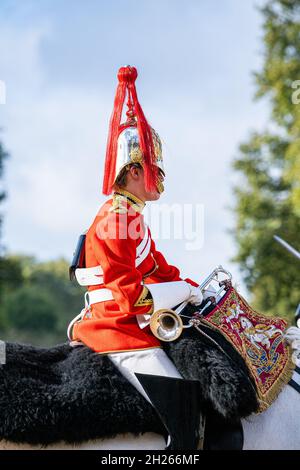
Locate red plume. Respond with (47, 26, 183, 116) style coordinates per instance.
(102, 66, 158, 195)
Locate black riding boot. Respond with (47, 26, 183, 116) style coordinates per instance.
(135, 373, 204, 451)
(203, 407, 244, 450)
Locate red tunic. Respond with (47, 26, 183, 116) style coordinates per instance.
(72, 189, 197, 354)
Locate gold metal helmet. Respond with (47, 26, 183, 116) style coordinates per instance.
(115, 126, 164, 184)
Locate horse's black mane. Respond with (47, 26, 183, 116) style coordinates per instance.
(0, 310, 259, 445)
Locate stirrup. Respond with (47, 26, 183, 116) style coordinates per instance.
(203, 408, 244, 450)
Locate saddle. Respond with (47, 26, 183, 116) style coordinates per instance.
(0, 326, 259, 447)
(0, 342, 163, 445)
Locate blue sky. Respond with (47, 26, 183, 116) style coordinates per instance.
(0, 0, 270, 293)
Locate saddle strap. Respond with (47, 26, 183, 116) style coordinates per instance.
(289, 366, 300, 394)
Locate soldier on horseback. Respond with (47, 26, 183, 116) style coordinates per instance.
(68, 66, 205, 450)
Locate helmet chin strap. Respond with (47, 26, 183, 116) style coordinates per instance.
(156, 170, 165, 194)
(157, 181, 164, 194)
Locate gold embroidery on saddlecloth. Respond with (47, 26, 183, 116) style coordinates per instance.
(201, 287, 294, 412)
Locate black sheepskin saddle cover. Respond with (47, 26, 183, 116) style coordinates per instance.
(0, 326, 259, 445)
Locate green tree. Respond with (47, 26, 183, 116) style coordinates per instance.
(28, 257, 84, 337)
(0, 137, 9, 329)
(1, 256, 83, 345)
(0, 138, 8, 250)
(3, 285, 58, 332)
(233, 0, 300, 321)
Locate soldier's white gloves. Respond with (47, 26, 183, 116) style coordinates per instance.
(188, 285, 203, 306)
(145, 280, 204, 309)
(137, 281, 203, 329)
(203, 284, 217, 300)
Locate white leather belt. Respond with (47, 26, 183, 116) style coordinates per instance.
(75, 265, 104, 286)
(67, 288, 113, 341)
(86, 288, 114, 305)
(135, 231, 151, 267)
(75, 225, 151, 286)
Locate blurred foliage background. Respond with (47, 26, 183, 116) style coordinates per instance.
(0, 254, 83, 345)
(0, 0, 299, 346)
(232, 0, 300, 322)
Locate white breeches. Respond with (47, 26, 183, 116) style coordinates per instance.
(108, 347, 182, 404)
